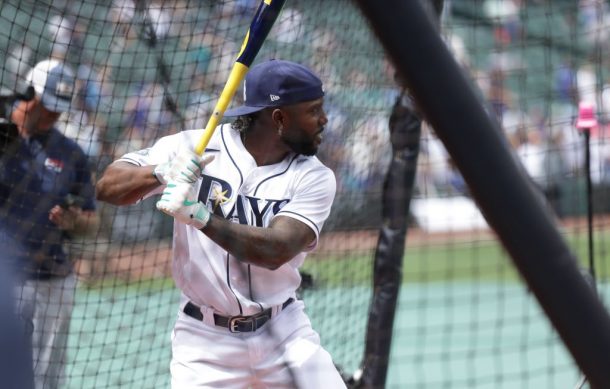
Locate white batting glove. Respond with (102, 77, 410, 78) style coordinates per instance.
(153, 149, 214, 185)
(156, 181, 211, 229)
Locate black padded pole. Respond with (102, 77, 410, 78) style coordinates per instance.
(354, 1, 610, 388)
(353, 92, 421, 389)
(583, 129, 597, 288)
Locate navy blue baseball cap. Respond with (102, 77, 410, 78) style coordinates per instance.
(25, 59, 75, 113)
(224, 59, 324, 117)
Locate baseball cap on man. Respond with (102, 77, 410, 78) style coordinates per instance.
(25, 59, 75, 113)
(224, 59, 324, 117)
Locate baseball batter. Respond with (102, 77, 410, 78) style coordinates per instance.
(96, 59, 346, 388)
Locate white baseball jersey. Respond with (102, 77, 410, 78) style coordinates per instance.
(118, 124, 336, 316)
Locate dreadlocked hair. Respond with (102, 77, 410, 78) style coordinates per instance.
(231, 113, 258, 134)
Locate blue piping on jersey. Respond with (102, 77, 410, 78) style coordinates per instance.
(221, 125, 249, 313)
(276, 210, 320, 236)
(225, 252, 243, 315)
(220, 125, 244, 188)
(253, 154, 298, 196)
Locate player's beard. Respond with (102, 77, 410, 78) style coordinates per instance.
(280, 128, 321, 156)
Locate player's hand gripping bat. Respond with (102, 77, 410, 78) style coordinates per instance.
(193, 0, 287, 156)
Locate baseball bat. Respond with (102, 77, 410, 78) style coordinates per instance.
(194, 0, 287, 155)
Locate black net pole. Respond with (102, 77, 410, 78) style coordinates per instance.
(354, 1, 610, 388)
(349, 92, 422, 389)
(583, 129, 597, 287)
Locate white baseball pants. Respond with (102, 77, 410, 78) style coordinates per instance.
(170, 299, 346, 389)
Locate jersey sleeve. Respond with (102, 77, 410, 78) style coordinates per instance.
(115, 132, 184, 200)
(276, 166, 337, 250)
(117, 133, 180, 167)
(116, 130, 205, 167)
(115, 130, 208, 200)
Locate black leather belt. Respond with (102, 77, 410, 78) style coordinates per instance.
(183, 298, 294, 333)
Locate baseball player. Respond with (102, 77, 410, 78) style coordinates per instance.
(96, 59, 346, 388)
(0, 59, 98, 389)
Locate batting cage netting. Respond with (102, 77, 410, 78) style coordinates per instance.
(1, 0, 609, 388)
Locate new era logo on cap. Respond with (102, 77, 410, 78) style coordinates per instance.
(25, 59, 75, 113)
(225, 59, 324, 117)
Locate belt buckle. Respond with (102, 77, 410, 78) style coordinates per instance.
(228, 316, 248, 333)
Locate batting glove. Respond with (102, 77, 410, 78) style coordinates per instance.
(153, 149, 214, 185)
(156, 181, 211, 229)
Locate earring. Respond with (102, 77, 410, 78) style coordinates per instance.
(278, 126, 283, 136)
